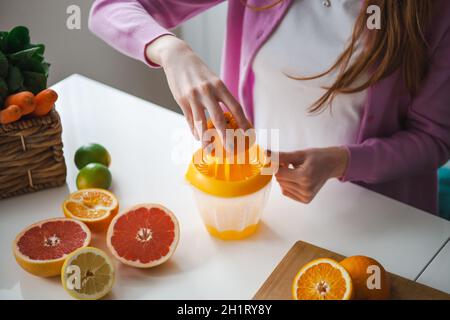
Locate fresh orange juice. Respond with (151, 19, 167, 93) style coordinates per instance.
(205, 223, 259, 240)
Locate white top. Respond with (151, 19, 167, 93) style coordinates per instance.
(253, 0, 367, 151)
(0, 75, 449, 299)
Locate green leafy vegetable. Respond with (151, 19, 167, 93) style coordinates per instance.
(23, 71, 47, 95)
(7, 66, 24, 93)
(0, 32, 8, 52)
(8, 47, 43, 65)
(17, 56, 48, 74)
(0, 26, 50, 97)
(0, 51, 8, 78)
(0, 78, 8, 99)
(26, 43, 45, 55)
(5, 26, 30, 53)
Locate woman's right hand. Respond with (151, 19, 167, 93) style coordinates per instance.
(146, 35, 251, 147)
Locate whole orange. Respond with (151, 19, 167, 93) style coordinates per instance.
(340, 255, 391, 300)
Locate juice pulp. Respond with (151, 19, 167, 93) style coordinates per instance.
(205, 223, 259, 240)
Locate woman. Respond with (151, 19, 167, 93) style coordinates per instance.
(89, 0, 450, 214)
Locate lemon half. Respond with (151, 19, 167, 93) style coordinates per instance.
(61, 247, 115, 300)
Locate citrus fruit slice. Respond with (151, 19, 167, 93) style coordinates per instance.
(206, 112, 255, 156)
(76, 163, 112, 190)
(107, 204, 180, 268)
(207, 112, 239, 130)
(12, 218, 91, 277)
(340, 255, 391, 300)
(63, 189, 119, 232)
(61, 247, 115, 300)
(292, 258, 353, 300)
(74, 143, 111, 169)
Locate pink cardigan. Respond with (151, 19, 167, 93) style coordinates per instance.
(89, 0, 450, 214)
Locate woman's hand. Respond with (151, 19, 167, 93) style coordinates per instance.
(274, 147, 349, 203)
(146, 35, 251, 147)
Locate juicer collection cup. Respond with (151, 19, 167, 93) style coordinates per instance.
(186, 146, 272, 240)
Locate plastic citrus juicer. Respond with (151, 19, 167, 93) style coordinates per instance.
(186, 131, 273, 240)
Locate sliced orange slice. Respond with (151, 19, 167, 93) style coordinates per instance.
(292, 258, 353, 300)
(63, 189, 119, 232)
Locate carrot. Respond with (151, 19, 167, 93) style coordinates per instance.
(32, 89, 58, 116)
(0, 105, 22, 124)
(5, 91, 36, 115)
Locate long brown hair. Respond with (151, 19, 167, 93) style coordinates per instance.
(241, 0, 432, 113)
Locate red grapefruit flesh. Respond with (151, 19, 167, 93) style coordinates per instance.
(107, 204, 180, 268)
(13, 218, 91, 277)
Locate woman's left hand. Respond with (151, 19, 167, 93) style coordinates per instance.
(274, 147, 349, 204)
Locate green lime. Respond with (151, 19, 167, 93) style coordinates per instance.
(74, 143, 111, 169)
(76, 163, 112, 190)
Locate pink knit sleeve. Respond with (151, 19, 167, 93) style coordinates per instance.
(89, 0, 223, 67)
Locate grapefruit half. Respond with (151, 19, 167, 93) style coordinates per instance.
(13, 218, 91, 277)
(107, 204, 179, 268)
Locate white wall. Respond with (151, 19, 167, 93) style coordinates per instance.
(180, 2, 227, 75)
(0, 0, 227, 112)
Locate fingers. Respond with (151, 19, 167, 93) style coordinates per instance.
(280, 188, 302, 202)
(280, 184, 313, 204)
(216, 82, 252, 130)
(178, 100, 197, 139)
(176, 76, 250, 145)
(280, 183, 312, 203)
(190, 99, 208, 147)
(278, 151, 306, 167)
(202, 95, 227, 146)
(275, 166, 299, 182)
(276, 166, 316, 204)
(208, 80, 252, 150)
(277, 178, 315, 202)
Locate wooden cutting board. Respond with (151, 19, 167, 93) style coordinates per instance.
(254, 241, 450, 300)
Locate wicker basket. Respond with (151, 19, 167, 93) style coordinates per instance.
(0, 109, 67, 200)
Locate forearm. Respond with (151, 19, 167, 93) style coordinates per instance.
(145, 35, 191, 67)
(328, 147, 349, 178)
(343, 130, 450, 184)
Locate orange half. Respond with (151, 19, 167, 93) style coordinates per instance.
(63, 189, 119, 232)
(292, 258, 353, 300)
(207, 112, 239, 130)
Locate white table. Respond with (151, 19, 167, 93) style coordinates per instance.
(417, 239, 450, 294)
(1, 74, 449, 300)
